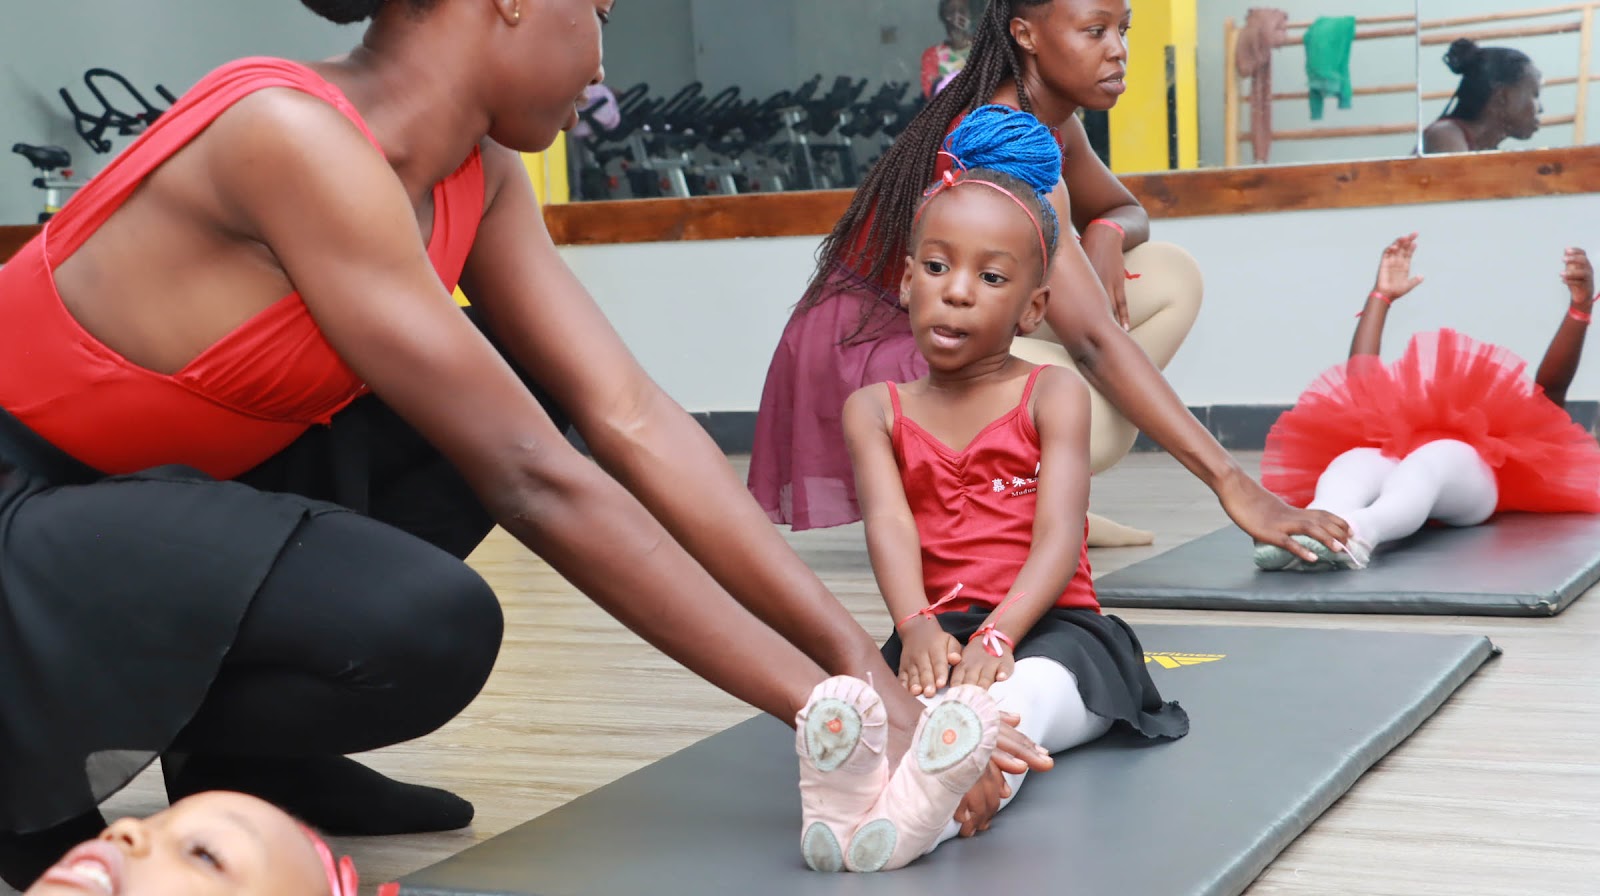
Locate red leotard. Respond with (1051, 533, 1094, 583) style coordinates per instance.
(0, 57, 484, 479)
(888, 366, 1097, 613)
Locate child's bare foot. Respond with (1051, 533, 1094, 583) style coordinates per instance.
(1086, 511, 1154, 547)
(795, 676, 888, 872)
(843, 684, 999, 872)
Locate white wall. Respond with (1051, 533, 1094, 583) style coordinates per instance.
(0, 1, 355, 224)
(1195, 0, 1421, 169)
(792, 0, 948, 91)
(689, 0, 799, 99)
(560, 190, 1600, 412)
(601, 0, 697, 96)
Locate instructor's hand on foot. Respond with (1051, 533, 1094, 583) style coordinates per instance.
(954, 758, 1011, 838)
(898, 617, 962, 697)
(1218, 469, 1351, 563)
(992, 711, 1052, 775)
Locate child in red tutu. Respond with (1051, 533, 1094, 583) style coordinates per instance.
(1257, 235, 1600, 570)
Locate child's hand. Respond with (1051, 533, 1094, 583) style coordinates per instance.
(1563, 247, 1594, 308)
(949, 637, 1016, 689)
(898, 617, 962, 697)
(1373, 233, 1424, 302)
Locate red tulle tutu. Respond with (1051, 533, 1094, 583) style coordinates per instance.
(1262, 328, 1600, 513)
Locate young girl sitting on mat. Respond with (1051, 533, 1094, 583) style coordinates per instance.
(1255, 235, 1600, 571)
(23, 791, 390, 896)
(791, 107, 1188, 875)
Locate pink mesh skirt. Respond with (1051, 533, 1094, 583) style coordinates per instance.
(749, 270, 926, 529)
(1262, 328, 1600, 514)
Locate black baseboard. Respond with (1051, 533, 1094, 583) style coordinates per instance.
(659, 402, 1600, 455)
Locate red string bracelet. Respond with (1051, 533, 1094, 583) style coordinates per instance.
(1354, 291, 1391, 318)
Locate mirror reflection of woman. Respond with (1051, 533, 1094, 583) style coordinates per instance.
(921, 0, 975, 99)
(1422, 38, 1542, 154)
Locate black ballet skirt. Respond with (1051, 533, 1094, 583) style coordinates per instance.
(0, 407, 338, 834)
(881, 607, 1189, 741)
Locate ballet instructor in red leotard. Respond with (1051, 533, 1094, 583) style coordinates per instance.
(0, 0, 1054, 887)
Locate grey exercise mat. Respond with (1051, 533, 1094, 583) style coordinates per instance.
(1095, 512, 1600, 616)
(399, 625, 1494, 896)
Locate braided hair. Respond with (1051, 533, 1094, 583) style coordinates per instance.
(799, 0, 1054, 337)
(299, 0, 437, 24)
(913, 104, 1062, 275)
(1439, 38, 1535, 123)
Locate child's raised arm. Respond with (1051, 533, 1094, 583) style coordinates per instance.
(842, 384, 961, 698)
(1534, 247, 1595, 410)
(1349, 233, 1425, 359)
(949, 366, 1091, 689)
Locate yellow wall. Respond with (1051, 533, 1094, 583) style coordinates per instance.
(523, 138, 571, 206)
(454, 139, 570, 304)
(1108, 0, 1198, 173)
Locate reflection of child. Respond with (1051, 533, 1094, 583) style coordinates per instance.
(920, 0, 973, 98)
(792, 106, 1185, 876)
(21, 791, 390, 896)
(1257, 235, 1600, 571)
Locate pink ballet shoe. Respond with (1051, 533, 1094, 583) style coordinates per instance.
(843, 684, 1000, 872)
(794, 676, 889, 872)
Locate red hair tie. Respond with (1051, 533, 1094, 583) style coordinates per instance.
(302, 825, 397, 896)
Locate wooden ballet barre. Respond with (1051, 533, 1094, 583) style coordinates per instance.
(1284, 13, 1417, 30)
(1268, 82, 1418, 102)
(1262, 75, 1590, 104)
(1273, 26, 1417, 48)
(1422, 22, 1583, 45)
(1420, 75, 1587, 102)
(1240, 114, 1577, 146)
(1424, 2, 1599, 30)
(1240, 123, 1418, 143)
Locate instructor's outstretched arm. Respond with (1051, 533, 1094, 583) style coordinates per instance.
(1038, 179, 1349, 562)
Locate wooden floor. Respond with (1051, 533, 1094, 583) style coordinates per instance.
(23, 452, 1600, 894)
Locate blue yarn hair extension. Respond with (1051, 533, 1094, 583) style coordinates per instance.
(938, 104, 1062, 252)
(942, 104, 1062, 195)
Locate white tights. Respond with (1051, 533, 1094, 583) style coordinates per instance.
(1308, 440, 1499, 547)
(923, 657, 1112, 851)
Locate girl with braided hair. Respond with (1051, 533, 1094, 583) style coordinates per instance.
(752, 0, 1352, 564)
(794, 107, 1186, 875)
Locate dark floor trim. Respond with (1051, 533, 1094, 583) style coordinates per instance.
(672, 402, 1600, 455)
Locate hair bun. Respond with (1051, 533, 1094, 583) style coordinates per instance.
(1444, 38, 1482, 75)
(300, 0, 384, 24)
(942, 104, 1061, 195)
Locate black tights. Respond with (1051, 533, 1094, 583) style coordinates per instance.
(181, 393, 507, 756)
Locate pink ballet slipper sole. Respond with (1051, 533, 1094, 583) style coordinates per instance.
(844, 684, 999, 872)
(795, 676, 889, 872)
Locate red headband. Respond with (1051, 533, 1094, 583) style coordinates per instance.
(302, 825, 398, 896)
(913, 152, 1051, 271)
